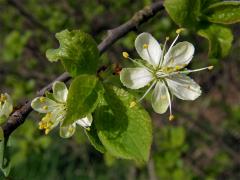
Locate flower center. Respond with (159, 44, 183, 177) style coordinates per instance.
(39, 112, 53, 134)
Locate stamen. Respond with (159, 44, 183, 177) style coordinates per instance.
(158, 37, 170, 68)
(130, 101, 137, 108)
(43, 106, 48, 110)
(137, 81, 156, 102)
(166, 88, 174, 121)
(176, 28, 185, 34)
(169, 114, 175, 121)
(179, 66, 214, 74)
(122, 52, 129, 59)
(157, 66, 214, 78)
(163, 33, 180, 64)
(40, 97, 45, 103)
(143, 44, 148, 49)
(208, 66, 214, 70)
(122, 53, 153, 73)
(45, 129, 50, 135)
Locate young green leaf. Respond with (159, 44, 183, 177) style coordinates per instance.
(85, 122, 106, 153)
(164, 0, 201, 28)
(46, 29, 99, 77)
(204, 1, 240, 24)
(201, 0, 220, 9)
(94, 85, 152, 163)
(64, 75, 103, 125)
(198, 24, 233, 58)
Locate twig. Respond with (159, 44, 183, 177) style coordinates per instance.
(2, 1, 164, 138)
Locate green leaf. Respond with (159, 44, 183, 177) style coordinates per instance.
(85, 122, 106, 153)
(94, 85, 152, 163)
(64, 74, 103, 125)
(198, 24, 233, 58)
(201, 0, 220, 9)
(46, 29, 99, 77)
(164, 0, 201, 28)
(204, 1, 240, 24)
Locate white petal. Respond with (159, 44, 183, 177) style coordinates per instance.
(76, 114, 93, 129)
(120, 68, 153, 89)
(151, 81, 170, 114)
(59, 123, 76, 138)
(53, 81, 68, 103)
(166, 74, 201, 100)
(0, 93, 13, 118)
(135, 32, 162, 67)
(163, 41, 194, 67)
(31, 97, 59, 113)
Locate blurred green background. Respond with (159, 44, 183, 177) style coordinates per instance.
(1, 0, 240, 179)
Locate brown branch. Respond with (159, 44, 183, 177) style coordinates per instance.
(2, 2, 164, 138)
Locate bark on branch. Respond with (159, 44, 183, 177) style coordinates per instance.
(2, 1, 164, 138)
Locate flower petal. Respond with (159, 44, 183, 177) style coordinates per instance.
(76, 114, 93, 129)
(166, 74, 201, 100)
(135, 32, 162, 67)
(0, 93, 13, 118)
(59, 123, 76, 138)
(120, 68, 153, 89)
(53, 81, 68, 103)
(163, 41, 194, 67)
(31, 97, 59, 113)
(151, 81, 170, 114)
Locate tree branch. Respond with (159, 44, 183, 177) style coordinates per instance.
(2, 1, 164, 138)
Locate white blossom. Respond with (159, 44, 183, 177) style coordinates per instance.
(31, 81, 92, 138)
(0, 93, 13, 123)
(120, 29, 213, 120)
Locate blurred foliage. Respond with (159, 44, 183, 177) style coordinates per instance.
(0, 0, 240, 179)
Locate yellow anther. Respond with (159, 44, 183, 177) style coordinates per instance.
(122, 52, 129, 59)
(47, 121, 53, 127)
(38, 122, 44, 129)
(39, 97, 45, 103)
(169, 114, 175, 121)
(143, 44, 148, 49)
(208, 66, 214, 70)
(86, 127, 90, 131)
(130, 101, 137, 108)
(43, 106, 48, 110)
(175, 65, 181, 70)
(176, 28, 185, 34)
(166, 36, 170, 41)
(45, 129, 50, 135)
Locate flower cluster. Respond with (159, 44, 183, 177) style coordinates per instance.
(31, 81, 92, 138)
(120, 29, 213, 120)
(0, 93, 13, 123)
